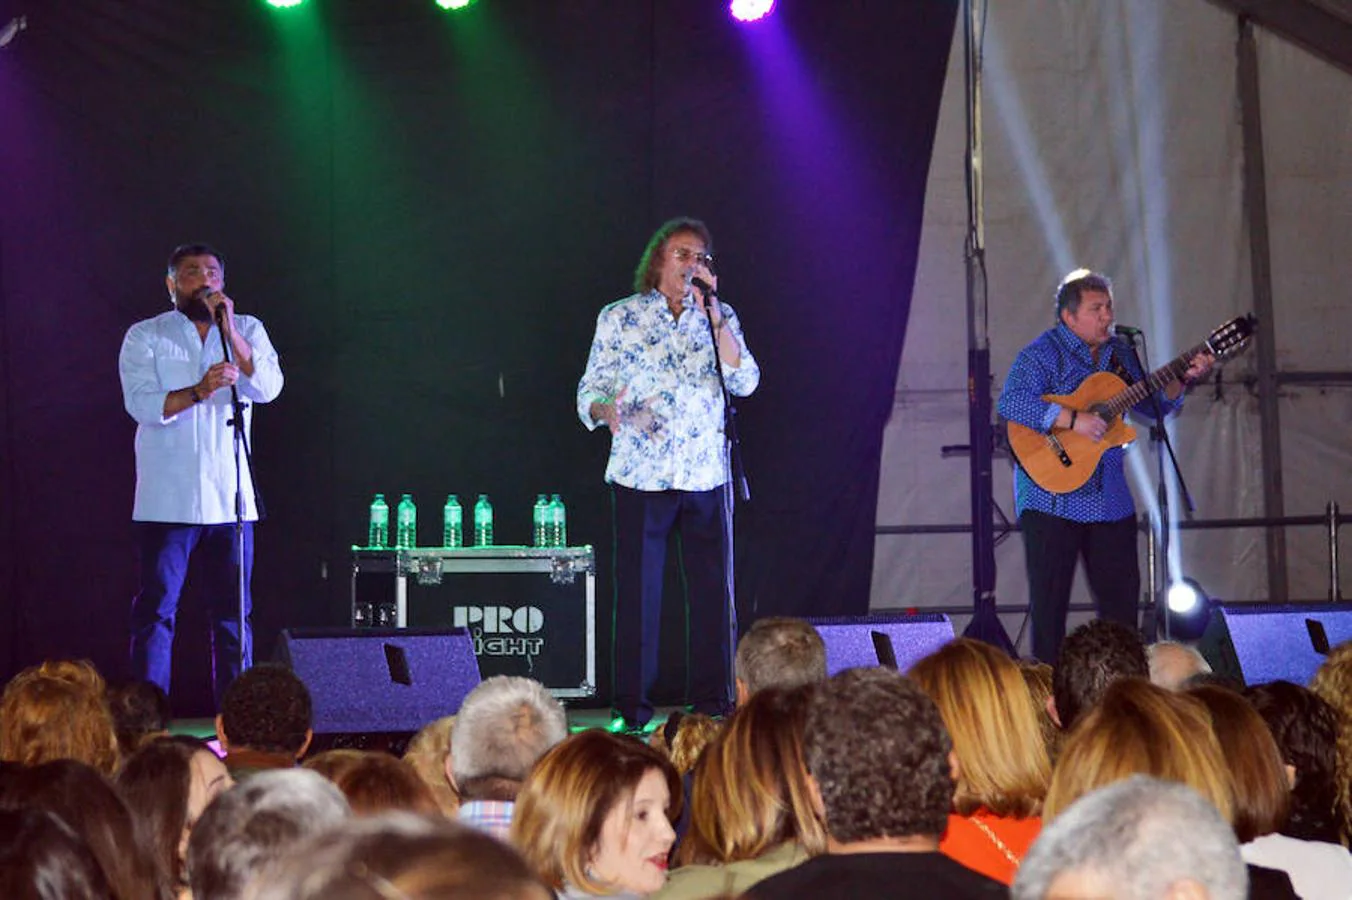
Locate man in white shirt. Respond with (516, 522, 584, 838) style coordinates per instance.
(576, 218, 759, 730)
(119, 243, 284, 707)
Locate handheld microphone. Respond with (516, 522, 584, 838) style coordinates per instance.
(1114, 324, 1143, 337)
(691, 276, 717, 297)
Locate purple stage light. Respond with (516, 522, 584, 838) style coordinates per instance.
(730, 0, 776, 24)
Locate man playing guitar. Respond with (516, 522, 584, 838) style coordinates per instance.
(998, 269, 1214, 664)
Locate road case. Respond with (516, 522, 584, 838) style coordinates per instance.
(350, 546, 597, 699)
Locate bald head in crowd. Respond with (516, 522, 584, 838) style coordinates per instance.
(1147, 641, 1213, 691)
(734, 617, 827, 705)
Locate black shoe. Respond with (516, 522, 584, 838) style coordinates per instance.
(689, 700, 734, 720)
(607, 712, 650, 736)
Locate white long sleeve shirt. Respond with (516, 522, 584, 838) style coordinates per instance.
(119, 309, 283, 524)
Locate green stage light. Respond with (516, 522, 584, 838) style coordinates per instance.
(265, 0, 306, 8)
(436, 0, 475, 10)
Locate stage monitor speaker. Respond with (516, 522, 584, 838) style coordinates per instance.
(276, 628, 481, 734)
(1198, 604, 1352, 687)
(805, 612, 955, 676)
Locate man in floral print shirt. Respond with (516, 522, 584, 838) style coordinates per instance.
(577, 218, 759, 730)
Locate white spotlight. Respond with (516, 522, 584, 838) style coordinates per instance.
(1167, 579, 1202, 614)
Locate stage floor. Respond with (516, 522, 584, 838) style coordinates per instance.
(170, 704, 678, 745)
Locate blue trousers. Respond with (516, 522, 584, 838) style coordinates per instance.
(130, 522, 254, 707)
(611, 485, 730, 727)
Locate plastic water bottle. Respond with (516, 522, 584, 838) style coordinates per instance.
(474, 494, 494, 547)
(396, 493, 417, 549)
(549, 493, 567, 548)
(368, 493, 389, 549)
(533, 494, 549, 547)
(442, 494, 463, 548)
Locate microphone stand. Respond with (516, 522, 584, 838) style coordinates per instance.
(215, 307, 265, 682)
(1118, 332, 1194, 641)
(696, 284, 749, 711)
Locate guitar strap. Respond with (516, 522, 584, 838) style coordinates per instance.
(1108, 346, 1136, 385)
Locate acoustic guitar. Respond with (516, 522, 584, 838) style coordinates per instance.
(1006, 315, 1256, 494)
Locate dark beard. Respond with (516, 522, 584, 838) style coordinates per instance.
(177, 290, 213, 323)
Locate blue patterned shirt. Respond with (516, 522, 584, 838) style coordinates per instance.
(998, 322, 1182, 523)
(577, 290, 759, 492)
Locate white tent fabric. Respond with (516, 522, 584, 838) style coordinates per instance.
(872, 0, 1352, 650)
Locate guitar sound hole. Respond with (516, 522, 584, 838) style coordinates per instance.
(1089, 403, 1112, 421)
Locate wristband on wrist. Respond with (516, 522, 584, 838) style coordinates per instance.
(189, 385, 202, 404)
(1069, 410, 1078, 429)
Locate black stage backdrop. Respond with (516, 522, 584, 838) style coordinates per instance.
(0, 0, 956, 715)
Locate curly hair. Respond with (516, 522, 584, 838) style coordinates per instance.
(1052, 620, 1148, 731)
(805, 668, 953, 843)
(218, 664, 312, 755)
(0, 664, 120, 776)
(1247, 679, 1347, 844)
(1309, 640, 1352, 846)
(648, 711, 722, 777)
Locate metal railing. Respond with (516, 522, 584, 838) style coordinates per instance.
(876, 501, 1347, 612)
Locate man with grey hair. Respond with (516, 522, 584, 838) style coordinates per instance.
(734, 616, 827, 705)
(1147, 640, 1213, 691)
(1012, 776, 1246, 900)
(187, 767, 350, 900)
(449, 675, 568, 840)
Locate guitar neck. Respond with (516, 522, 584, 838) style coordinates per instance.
(1102, 340, 1206, 418)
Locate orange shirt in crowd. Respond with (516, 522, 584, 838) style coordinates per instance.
(939, 809, 1042, 885)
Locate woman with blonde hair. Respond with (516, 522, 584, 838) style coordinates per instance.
(1016, 659, 1060, 760)
(1309, 638, 1352, 846)
(647, 712, 721, 777)
(1044, 677, 1230, 821)
(1048, 679, 1303, 899)
(655, 686, 824, 899)
(511, 730, 680, 898)
(402, 714, 460, 816)
(909, 638, 1050, 884)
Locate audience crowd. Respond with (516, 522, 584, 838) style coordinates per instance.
(2, 616, 1351, 899)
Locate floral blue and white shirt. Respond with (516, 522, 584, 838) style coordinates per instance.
(577, 290, 759, 492)
(998, 322, 1182, 523)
